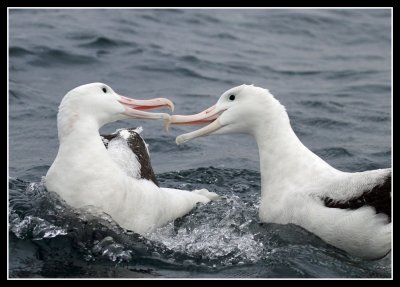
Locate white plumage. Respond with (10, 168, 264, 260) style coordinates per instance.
(105, 128, 143, 179)
(45, 83, 219, 235)
(171, 84, 391, 260)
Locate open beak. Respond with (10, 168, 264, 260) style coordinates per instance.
(118, 96, 174, 120)
(167, 104, 225, 145)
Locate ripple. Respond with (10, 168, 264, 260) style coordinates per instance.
(158, 167, 261, 193)
(211, 32, 237, 40)
(9, 46, 34, 57)
(356, 114, 390, 122)
(125, 48, 144, 55)
(261, 65, 322, 76)
(344, 84, 391, 94)
(196, 13, 221, 24)
(179, 55, 202, 64)
(28, 47, 97, 67)
(299, 100, 344, 113)
(303, 117, 350, 129)
(9, 89, 25, 105)
(140, 14, 162, 23)
(370, 150, 391, 157)
(182, 93, 214, 99)
(66, 31, 99, 40)
(135, 64, 218, 82)
(145, 136, 200, 153)
(78, 36, 131, 49)
(314, 147, 353, 159)
(324, 70, 377, 80)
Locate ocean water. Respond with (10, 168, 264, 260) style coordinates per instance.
(8, 9, 391, 278)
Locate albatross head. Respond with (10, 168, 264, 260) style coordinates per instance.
(58, 83, 174, 135)
(168, 84, 285, 144)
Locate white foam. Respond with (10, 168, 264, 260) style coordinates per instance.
(119, 129, 131, 140)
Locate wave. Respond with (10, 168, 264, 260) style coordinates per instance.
(28, 47, 97, 67)
(78, 36, 132, 49)
(302, 117, 350, 129)
(135, 64, 220, 82)
(211, 32, 238, 40)
(342, 84, 391, 94)
(323, 70, 380, 81)
(314, 147, 353, 159)
(356, 114, 391, 123)
(260, 65, 322, 76)
(9, 46, 34, 57)
(145, 136, 201, 153)
(299, 100, 344, 113)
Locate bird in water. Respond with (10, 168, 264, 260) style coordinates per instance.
(45, 83, 219, 235)
(167, 84, 391, 260)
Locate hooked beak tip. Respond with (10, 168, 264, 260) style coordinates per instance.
(168, 101, 175, 113)
(164, 117, 171, 132)
(163, 114, 172, 131)
(176, 135, 185, 145)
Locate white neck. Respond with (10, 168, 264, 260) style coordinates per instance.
(58, 116, 102, 149)
(54, 111, 112, 178)
(252, 104, 340, 200)
(47, 113, 124, 207)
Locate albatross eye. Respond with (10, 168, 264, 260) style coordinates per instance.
(229, 95, 235, 101)
(102, 87, 107, 93)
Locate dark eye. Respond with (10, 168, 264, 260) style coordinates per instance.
(102, 87, 107, 93)
(229, 94, 235, 101)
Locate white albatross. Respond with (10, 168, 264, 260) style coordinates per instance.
(45, 83, 219, 235)
(168, 84, 391, 260)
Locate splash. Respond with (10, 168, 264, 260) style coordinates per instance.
(10, 215, 67, 240)
(147, 195, 264, 265)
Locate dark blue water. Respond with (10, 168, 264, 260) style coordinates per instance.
(9, 9, 391, 278)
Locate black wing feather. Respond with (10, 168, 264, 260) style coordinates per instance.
(101, 128, 159, 186)
(323, 174, 391, 222)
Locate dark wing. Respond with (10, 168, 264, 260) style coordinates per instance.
(101, 128, 159, 187)
(323, 174, 391, 222)
(101, 133, 118, 148)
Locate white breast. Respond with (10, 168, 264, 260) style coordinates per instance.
(106, 137, 141, 179)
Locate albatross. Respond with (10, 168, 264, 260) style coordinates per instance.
(45, 83, 219, 235)
(168, 84, 391, 260)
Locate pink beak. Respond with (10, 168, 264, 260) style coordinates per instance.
(168, 105, 221, 125)
(166, 104, 225, 145)
(118, 96, 174, 120)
